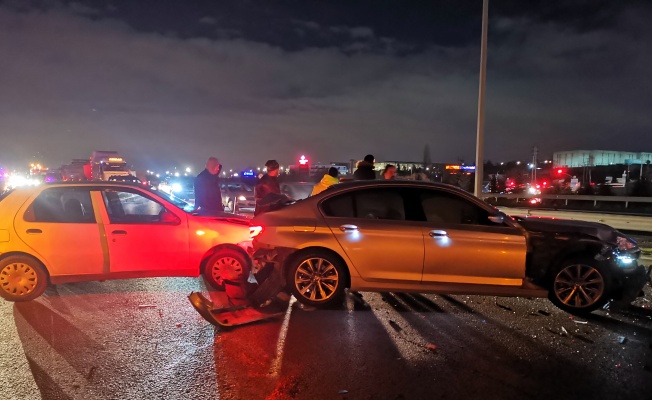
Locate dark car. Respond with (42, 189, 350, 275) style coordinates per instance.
(250, 180, 649, 315)
(108, 174, 143, 185)
(221, 183, 255, 213)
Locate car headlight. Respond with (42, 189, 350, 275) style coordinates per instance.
(171, 183, 183, 193)
(238, 195, 247, 201)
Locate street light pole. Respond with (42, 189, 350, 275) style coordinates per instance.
(474, 0, 489, 197)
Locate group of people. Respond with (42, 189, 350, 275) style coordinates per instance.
(193, 156, 283, 216)
(352, 154, 396, 181)
(193, 153, 397, 217)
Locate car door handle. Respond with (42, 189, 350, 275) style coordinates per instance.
(26, 229, 42, 234)
(339, 224, 359, 232)
(111, 230, 127, 235)
(428, 230, 448, 237)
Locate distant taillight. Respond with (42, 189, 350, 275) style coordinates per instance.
(249, 225, 263, 238)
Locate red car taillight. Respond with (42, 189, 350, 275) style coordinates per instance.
(249, 225, 263, 239)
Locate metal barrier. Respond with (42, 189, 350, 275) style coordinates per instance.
(479, 193, 652, 208)
(499, 207, 652, 233)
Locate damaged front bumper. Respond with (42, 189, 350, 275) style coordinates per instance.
(610, 263, 651, 304)
(188, 292, 283, 327)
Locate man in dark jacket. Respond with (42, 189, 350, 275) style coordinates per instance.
(194, 157, 223, 214)
(254, 159, 283, 216)
(353, 154, 376, 180)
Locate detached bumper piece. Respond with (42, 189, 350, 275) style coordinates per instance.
(188, 292, 283, 328)
(612, 265, 651, 304)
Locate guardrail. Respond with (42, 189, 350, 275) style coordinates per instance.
(499, 207, 652, 233)
(479, 193, 652, 208)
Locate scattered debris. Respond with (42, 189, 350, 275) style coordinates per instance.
(389, 320, 403, 333)
(138, 304, 156, 309)
(338, 390, 349, 395)
(561, 326, 568, 336)
(176, 323, 182, 328)
(496, 303, 514, 312)
(425, 343, 437, 352)
(573, 320, 588, 325)
(617, 336, 627, 344)
(538, 310, 551, 316)
(158, 309, 163, 319)
(481, 320, 487, 324)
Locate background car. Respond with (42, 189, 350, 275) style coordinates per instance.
(160, 176, 195, 205)
(108, 174, 143, 185)
(280, 182, 315, 201)
(221, 182, 255, 213)
(0, 182, 253, 301)
(251, 180, 647, 315)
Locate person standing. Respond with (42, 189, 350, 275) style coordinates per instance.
(311, 167, 340, 196)
(353, 154, 376, 180)
(254, 159, 282, 216)
(381, 164, 396, 180)
(194, 157, 223, 214)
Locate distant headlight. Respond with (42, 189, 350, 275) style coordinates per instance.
(171, 183, 183, 193)
(238, 195, 247, 201)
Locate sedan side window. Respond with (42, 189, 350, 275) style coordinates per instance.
(102, 190, 172, 224)
(420, 191, 490, 225)
(321, 189, 405, 220)
(24, 188, 95, 223)
(354, 189, 405, 220)
(321, 193, 355, 218)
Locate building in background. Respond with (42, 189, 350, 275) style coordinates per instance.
(553, 150, 652, 168)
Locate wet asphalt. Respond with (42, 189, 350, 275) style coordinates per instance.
(1, 271, 651, 400)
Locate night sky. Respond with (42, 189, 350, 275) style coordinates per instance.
(1, 0, 651, 172)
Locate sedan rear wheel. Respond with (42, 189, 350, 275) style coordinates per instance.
(203, 249, 250, 291)
(287, 251, 346, 308)
(549, 259, 610, 314)
(0, 256, 48, 302)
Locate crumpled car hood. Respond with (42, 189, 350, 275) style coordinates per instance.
(516, 216, 619, 243)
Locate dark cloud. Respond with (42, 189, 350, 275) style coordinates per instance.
(0, 1, 650, 172)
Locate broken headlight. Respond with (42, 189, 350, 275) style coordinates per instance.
(616, 235, 637, 251)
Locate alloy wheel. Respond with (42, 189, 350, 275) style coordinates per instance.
(294, 257, 339, 302)
(553, 263, 605, 308)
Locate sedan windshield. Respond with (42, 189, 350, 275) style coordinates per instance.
(158, 191, 195, 213)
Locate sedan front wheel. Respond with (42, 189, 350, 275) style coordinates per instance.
(548, 258, 611, 315)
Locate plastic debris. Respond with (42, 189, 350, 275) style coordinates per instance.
(561, 326, 568, 336)
(425, 343, 437, 352)
(138, 305, 156, 309)
(338, 390, 349, 395)
(617, 336, 627, 344)
(573, 320, 588, 325)
(176, 323, 182, 328)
